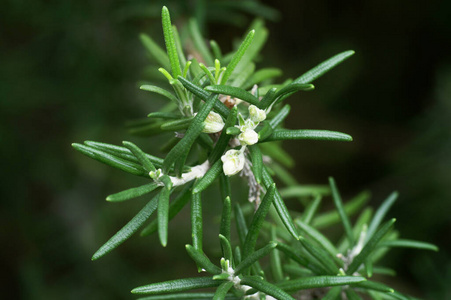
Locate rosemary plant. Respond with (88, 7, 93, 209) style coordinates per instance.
(73, 6, 438, 300)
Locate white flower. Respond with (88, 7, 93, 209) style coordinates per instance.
(238, 128, 259, 145)
(221, 149, 245, 176)
(202, 111, 224, 133)
(248, 105, 266, 123)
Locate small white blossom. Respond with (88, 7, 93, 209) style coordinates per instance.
(238, 128, 259, 145)
(248, 105, 266, 123)
(221, 149, 245, 176)
(202, 111, 225, 133)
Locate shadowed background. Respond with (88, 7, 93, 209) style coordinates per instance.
(1, 0, 450, 299)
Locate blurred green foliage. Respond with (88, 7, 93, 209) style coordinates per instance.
(1, 0, 450, 299)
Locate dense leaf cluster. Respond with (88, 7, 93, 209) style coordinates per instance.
(73, 6, 437, 300)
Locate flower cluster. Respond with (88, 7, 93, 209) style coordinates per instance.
(221, 105, 266, 176)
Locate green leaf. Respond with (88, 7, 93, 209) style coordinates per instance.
(83, 141, 171, 170)
(257, 122, 273, 141)
(72, 143, 146, 177)
(178, 76, 230, 118)
(220, 30, 255, 85)
(131, 277, 221, 295)
(366, 191, 398, 241)
(191, 192, 203, 252)
(219, 234, 233, 263)
(172, 25, 186, 69)
(258, 87, 277, 109)
(141, 183, 193, 237)
(378, 239, 438, 251)
(274, 83, 315, 104)
(205, 85, 260, 106)
(193, 160, 222, 194)
(277, 276, 366, 292)
(263, 129, 353, 142)
(240, 276, 294, 300)
(312, 191, 370, 229)
(139, 33, 170, 70)
(208, 106, 238, 163)
(226, 127, 241, 135)
(322, 286, 342, 300)
(298, 236, 339, 275)
(188, 19, 214, 66)
(220, 195, 232, 244)
(136, 293, 237, 299)
(234, 242, 277, 275)
(280, 185, 330, 198)
(262, 167, 299, 240)
(210, 40, 223, 60)
(160, 117, 193, 131)
(185, 244, 222, 274)
(123, 141, 156, 173)
(163, 94, 219, 173)
(269, 227, 284, 282)
(219, 173, 231, 200)
(243, 68, 283, 90)
(199, 63, 216, 85)
(231, 62, 255, 88)
(329, 177, 355, 247)
(248, 145, 263, 184)
(268, 105, 291, 129)
(148, 112, 180, 119)
(347, 219, 396, 274)
(293, 50, 355, 84)
(161, 7, 181, 78)
(140, 85, 179, 104)
(242, 184, 276, 259)
(234, 203, 248, 246)
(295, 219, 339, 259)
(107, 182, 159, 202)
(158, 181, 172, 247)
(213, 281, 235, 300)
(92, 194, 159, 260)
(352, 280, 394, 293)
(276, 243, 327, 275)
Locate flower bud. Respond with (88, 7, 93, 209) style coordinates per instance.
(221, 149, 245, 176)
(202, 111, 225, 133)
(238, 128, 259, 145)
(249, 105, 266, 123)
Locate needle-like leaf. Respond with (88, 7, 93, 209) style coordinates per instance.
(123, 141, 157, 173)
(161, 6, 181, 78)
(191, 192, 203, 252)
(262, 167, 299, 240)
(240, 276, 294, 300)
(140, 85, 179, 104)
(188, 19, 214, 67)
(141, 183, 193, 237)
(205, 85, 260, 106)
(131, 277, 221, 295)
(178, 76, 230, 118)
(107, 182, 159, 202)
(298, 236, 339, 275)
(220, 30, 255, 85)
(329, 177, 355, 247)
(158, 179, 172, 247)
(139, 33, 170, 70)
(234, 242, 277, 275)
(366, 191, 398, 241)
(72, 143, 147, 177)
(378, 239, 438, 251)
(92, 194, 159, 260)
(347, 219, 396, 274)
(242, 184, 276, 259)
(193, 160, 222, 194)
(277, 276, 366, 292)
(185, 244, 222, 274)
(248, 145, 263, 184)
(263, 129, 353, 142)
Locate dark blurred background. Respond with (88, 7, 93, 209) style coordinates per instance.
(1, 0, 450, 299)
